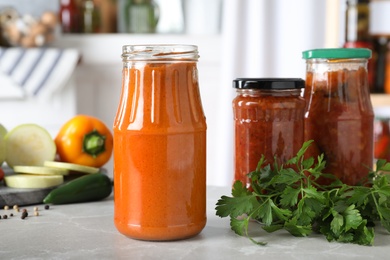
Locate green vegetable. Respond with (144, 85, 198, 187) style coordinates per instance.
(43, 173, 112, 204)
(5, 124, 56, 168)
(215, 140, 390, 246)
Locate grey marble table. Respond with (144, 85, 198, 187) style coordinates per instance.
(0, 186, 389, 260)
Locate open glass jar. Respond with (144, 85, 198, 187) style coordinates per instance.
(113, 45, 207, 241)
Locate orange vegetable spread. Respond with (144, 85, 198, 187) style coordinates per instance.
(113, 59, 207, 241)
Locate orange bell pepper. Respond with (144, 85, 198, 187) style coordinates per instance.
(55, 115, 113, 168)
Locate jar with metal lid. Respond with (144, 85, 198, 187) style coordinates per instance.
(232, 78, 306, 186)
(113, 45, 207, 241)
(302, 48, 374, 186)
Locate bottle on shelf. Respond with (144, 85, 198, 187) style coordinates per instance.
(344, 0, 371, 45)
(98, 0, 118, 33)
(343, 0, 375, 92)
(118, 0, 159, 33)
(81, 0, 102, 33)
(369, 0, 390, 94)
(59, 0, 82, 33)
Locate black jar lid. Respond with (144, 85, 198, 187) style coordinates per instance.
(233, 78, 305, 89)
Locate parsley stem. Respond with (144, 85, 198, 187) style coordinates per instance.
(370, 191, 383, 221)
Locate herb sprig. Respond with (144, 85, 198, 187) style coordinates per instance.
(215, 140, 390, 246)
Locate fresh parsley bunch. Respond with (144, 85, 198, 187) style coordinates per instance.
(215, 140, 390, 246)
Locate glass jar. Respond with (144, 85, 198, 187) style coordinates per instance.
(344, 0, 374, 92)
(113, 45, 207, 241)
(232, 78, 306, 186)
(99, 0, 118, 33)
(369, 0, 390, 93)
(302, 48, 374, 186)
(344, 0, 371, 45)
(59, 0, 82, 33)
(81, 0, 101, 33)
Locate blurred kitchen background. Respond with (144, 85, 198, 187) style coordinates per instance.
(0, 0, 389, 186)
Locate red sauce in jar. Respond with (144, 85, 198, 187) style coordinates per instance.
(303, 49, 374, 186)
(233, 78, 305, 186)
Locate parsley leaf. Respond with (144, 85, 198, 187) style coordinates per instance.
(215, 140, 390, 246)
(280, 186, 300, 207)
(215, 195, 258, 218)
(284, 217, 312, 237)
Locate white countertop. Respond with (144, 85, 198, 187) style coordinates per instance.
(1, 185, 389, 260)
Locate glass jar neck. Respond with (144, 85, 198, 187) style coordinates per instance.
(122, 45, 199, 62)
(305, 58, 368, 73)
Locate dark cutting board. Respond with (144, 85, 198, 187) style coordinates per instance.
(0, 185, 54, 207)
(0, 167, 109, 207)
(0, 167, 56, 207)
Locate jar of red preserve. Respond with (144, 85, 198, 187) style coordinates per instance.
(233, 78, 306, 186)
(302, 48, 374, 186)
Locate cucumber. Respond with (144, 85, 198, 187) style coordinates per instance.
(4, 174, 64, 188)
(43, 161, 100, 174)
(0, 124, 7, 166)
(4, 124, 56, 168)
(13, 166, 69, 176)
(43, 173, 112, 204)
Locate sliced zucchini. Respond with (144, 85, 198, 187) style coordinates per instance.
(4, 174, 64, 188)
(5, 124, 56, 168)
(43, 161, 100, 174)
(13, 166, 69, 176)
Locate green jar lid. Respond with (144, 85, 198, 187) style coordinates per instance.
(302, 48, 372, 59)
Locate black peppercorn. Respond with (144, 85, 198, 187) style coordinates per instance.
(21, 211, 28, 219)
